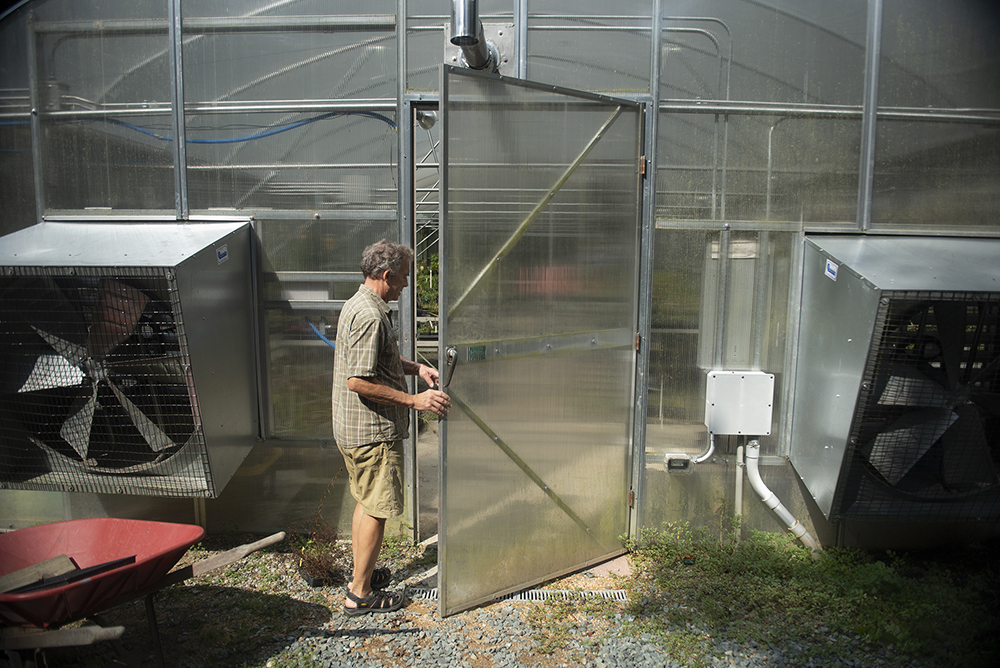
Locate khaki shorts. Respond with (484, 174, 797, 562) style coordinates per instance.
(338, 440, 404, 519)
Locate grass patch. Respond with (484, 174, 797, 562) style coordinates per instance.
(622, 520, 1000, 668)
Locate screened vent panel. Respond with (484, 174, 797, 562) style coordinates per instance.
(0, 270, 209, 496)
(836, 295, 1000, 520)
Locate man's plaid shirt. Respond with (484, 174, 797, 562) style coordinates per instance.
(331, 284, 409, 448)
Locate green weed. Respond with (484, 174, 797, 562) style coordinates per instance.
(622, 520, 999, 668)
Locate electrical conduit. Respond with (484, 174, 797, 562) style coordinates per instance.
(745, 440, 822, 555)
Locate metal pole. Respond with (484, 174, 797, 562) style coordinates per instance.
(398, 0, 419, 542)
(26, 12, 45, 222)
(630, 0, 665, 539)
(515, 0, 528, 78)
(167, 0, 188, 219)
(857, 0, 884, 232)
(752, 231, 770, 370)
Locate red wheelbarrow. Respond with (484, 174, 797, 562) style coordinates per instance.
(0, 518, 284, 666)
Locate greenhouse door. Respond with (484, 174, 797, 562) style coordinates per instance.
(438, 66, 643, 616)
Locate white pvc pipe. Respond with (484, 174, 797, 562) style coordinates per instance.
(692, 433, 716, 463)
(734, 444, 744, 541)
(745, 441, 822, 554)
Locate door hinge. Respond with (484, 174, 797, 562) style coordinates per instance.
(634, 332, 641, 351)
(639, 155, 647, 177)
(628, 489, 635, 508)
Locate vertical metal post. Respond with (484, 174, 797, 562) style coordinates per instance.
(436, 66, 451, 617)
(397, 0, 419, 541)
(167, 0, 189, 220)
(26, 13, 45, 221)
(630, 0, 664, 537)
(515, 0, 528, 79)
(856, 0, 883, 232)
(713, 226, 731, 367)
(752, 231, 770, 370)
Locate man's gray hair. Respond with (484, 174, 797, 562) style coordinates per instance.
(360, 239, 414, 279)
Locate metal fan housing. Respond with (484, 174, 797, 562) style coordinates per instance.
(790, 236, 1000, 521)
(0, 221, 259, 498)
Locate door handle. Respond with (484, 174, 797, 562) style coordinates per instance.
(443, 346, 458, 388)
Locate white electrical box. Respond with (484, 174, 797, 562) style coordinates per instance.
(705, 370, 775, 436)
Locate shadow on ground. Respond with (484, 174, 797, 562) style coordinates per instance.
(27, 586, 331, 667)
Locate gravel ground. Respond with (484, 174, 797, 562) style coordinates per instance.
(9, 536, 929, 668)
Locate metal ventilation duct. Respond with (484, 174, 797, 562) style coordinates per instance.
(450, 0, 499, 72)
(790, 236, 1000, 522)
(0, 221, 259, 498)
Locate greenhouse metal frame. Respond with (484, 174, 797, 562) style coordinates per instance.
(1, 0, 999, 612)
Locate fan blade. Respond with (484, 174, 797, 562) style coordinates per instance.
(59, 383, 99, 460)
(940, 404, 998, 487)
(108, 382, 174, 452)
(31, 325, 87, 367)
(878, 364, 950, 409)
(866, 407, 956, 484)
(17, 354, 85, 392)
(103, 355, 187, 385)
(932, 301, 967, 389)
(87, 279, 151, 360)
(970, 392, 1000, 417)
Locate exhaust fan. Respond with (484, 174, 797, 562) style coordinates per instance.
(0, 221, 259, 498)
(789, 236, 1000, 521)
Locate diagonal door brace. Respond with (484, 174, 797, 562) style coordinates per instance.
(448, 390, 600, 545)
(447, 105, 626, 321)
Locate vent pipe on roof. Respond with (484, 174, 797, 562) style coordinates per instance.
(450, 0, 499, 73)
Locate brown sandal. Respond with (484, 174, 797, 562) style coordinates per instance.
(343, 588, 405, 616)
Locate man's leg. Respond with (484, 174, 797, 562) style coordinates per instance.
(345, 502, 385, 606)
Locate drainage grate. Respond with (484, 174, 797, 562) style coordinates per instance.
(407, 587, 627, 602)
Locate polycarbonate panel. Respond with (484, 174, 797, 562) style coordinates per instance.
(0, 4, 35, 235)
(407, 18, 447, 93)
(870, 0, 1000, 230)
(31, 0, 175, 211)
(657, 112, 861, 227)
(180, 7, 396, 103)
(643, 227, 797, 530)
(257, 215, 396, 440)
(183, 110, 398, 211)
(660, 1, 867, 106)
(871, 122, 1000, 229)
(527, 6, 652, 93)
(878, 0, 1000, 110)
(176, 3, 398, 211)
(440, 67, 640, 615)
(182, 0, 396, 20)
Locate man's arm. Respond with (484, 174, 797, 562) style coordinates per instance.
(399, 356, 440, 389)
(347, 375, 450, 416)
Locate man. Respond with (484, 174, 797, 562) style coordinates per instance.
(332, 239, 450, 616)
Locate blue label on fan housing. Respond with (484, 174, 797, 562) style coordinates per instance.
(824, 258, 838, 281)
(217, 244, 229, 264)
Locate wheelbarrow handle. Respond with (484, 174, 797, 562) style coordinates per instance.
(187, 531, 286, 580)
(156, 531, 286, 588)
(87, 531, 287, 622)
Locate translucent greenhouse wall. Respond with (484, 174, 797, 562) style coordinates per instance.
(0, 0, 998, 550)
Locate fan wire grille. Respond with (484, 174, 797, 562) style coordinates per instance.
(0, 267, 211, 497)
(838, 292, 1000, 520)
